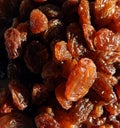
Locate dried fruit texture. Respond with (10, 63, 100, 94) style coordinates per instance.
(110, 7, 120, 33)
(66, 23, 87, 60)
(82, 24, 96, 51)
(93, 72, 117, 103)
(94, 0, 117, 28)
(30, 9, 48, 34)
(9, 80, 29, 110)
(61, 59, 78, 78)
(32, 83, 48, 105)
(69, 98, 94, 125)
(105, 102, 120, 116)
(24, 41, 49, 73)
(35, 113, 60, 128)
(65, 58, 97, 101)
(54, 108, 77, 128)
(94, 28, 120, 52)
(55, 41, 72, 61)
(39, 4, 62, 20)
(4, 28, 26, 59)
(43, 19, 64, 42)
(55, 82, 72, 110)
(78, 0, 91, 25)
(0, 112, 35, 128)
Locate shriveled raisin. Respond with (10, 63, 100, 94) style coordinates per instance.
(35, 113, 60, 128)
(69, 98, 94, 125)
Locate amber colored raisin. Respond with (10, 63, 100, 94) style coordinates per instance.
(78, 0, 91, 25)
(65, 58, 97, 101)
(94, 0, 117, 28)
(93, 72, 117, 103)
(66, 23, 87, 60)
(4, 28, 23, 59)
(54, 108, 77, 128)
(55, 82, 72, 110)
(94, 28, 120, 52)
(30, 9, 48, 34)
(82, 24, 96, 51)
(35, 113, 60, 128)
(69, 98, 94, 125)
(62, 59, 78, 78)
(55, 41, 72, 61)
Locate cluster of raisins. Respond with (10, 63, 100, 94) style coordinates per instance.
(0, 0, 120, 127)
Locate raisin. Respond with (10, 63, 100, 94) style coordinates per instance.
(9, 80, 29, 110)
(35, 113, 60, 128)
(65, 58, 97, 101)
(66, 23, 87, 60)
(94, 0, 117, 28)
(55, 41, 72, 61)
(78, 0, 91, 25)
(69, 98, 94, 125)
(94, 28, 120, 52)
(4, 28, 24, 59)
(55, 82, 72, 110)
(30, 9, 48, 34)
(82, 24, 96, 51)
(93, 72, 117, 103)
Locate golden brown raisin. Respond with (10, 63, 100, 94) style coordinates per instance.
(35, 113, 60, 128)
(78, 0, 91, 25)
(65, 58, 97, 101)
(55, 41, 72, 61)
(30, 9, 48, 34)
(55, 82, 72, 110)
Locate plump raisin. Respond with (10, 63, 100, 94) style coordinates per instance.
(30, 9, 48, 34)
(65, 58, 97, 101)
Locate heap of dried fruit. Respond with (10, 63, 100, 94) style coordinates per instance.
(0, 0, 120, 128)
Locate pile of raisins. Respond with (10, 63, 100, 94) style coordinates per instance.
(0, 0, 120, 127)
